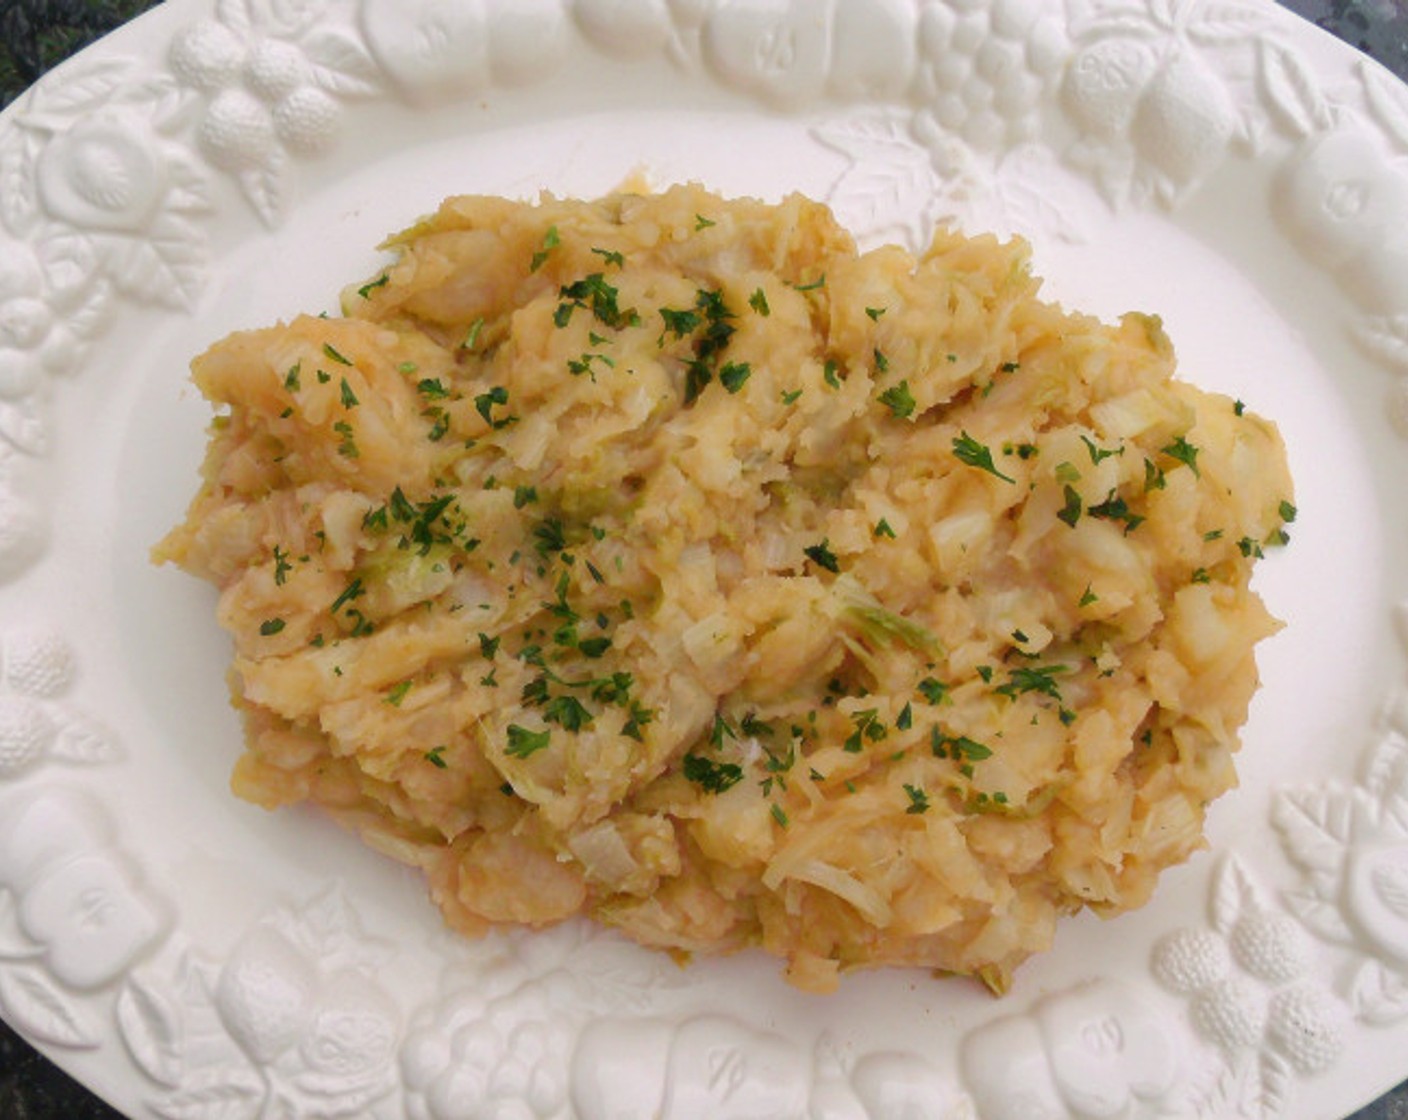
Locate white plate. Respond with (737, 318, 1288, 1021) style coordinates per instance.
(2, 1, 1407, 1117)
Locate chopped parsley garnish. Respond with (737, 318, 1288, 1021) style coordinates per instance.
(694, 213, 716, 230)
(1234, 399, 1246, 416)
(873, 348, 890, 374)
(719, 361, 752, 393)
(918, 677, 949, 705)
(994, 664, 1067, 702)
(272, 545, 292, 586)
(903, 784, 929, 814)
(844, 708, 887, 752)
(878, 379, 915, 419)
(1081, 435, 1122, 464)
(424, 746, 448, 769)
(749, 288, 770, 316)
(770, 803, 789, 828)
(792, 275, 825, 292)
(1191, 567, 1211, 584)
(931, 728, 993, 761)
(330, 577, 365, 614)
(474, 386, 514, 429)
(259, 618, 285, 636)
(557, 273, 637, 330)
(659, 306, 701, 338)
(896, 701, 913, 730)
(683, 753, 743, 793)
(781, 388, 803, 405)
(591, 246, 625, 268)
(804, 539, 840, 573)
(952, 431, 1014, 483)
(1087, 490, 1144, 533)
(283, 361, 301, 392)
(462, 317, 484, 351)
(823, 359, 841, 389)
(322, 342, 353, 366)
(1162, 435, 1201, 477)
(513, 485, 538, 509)
(1143, 458, 1167, 492)
(865, 306, 886, 321)
(874, 518, 896, 539)
(1238, 536, 1265, 559)
(1079, 584, 1098, 607)
(385, 681, 413, 706)
(357, 274, 389, 299)
(332, 420, 359, 458)
(478, 632, 500, 658)
(1057, 484, 1082, 528)
(544, 695, 593, 731)
(532, 516, 567, 555)
(505, 724, 551, 758)
(339, 377, 359, 408)
(417, 378, 449, 399)
(530, 225, 560, 272)
(1279, 500, 1297, 523)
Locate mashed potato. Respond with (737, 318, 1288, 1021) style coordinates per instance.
(155, 185, 1293, 993)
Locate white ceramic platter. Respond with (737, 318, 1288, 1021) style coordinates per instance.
(2, 1, 1407, 1117)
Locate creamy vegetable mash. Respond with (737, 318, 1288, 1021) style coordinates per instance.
(156, 185, 1293, 993)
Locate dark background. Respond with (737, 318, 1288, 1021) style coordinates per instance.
(3, 0, 1408, 1117)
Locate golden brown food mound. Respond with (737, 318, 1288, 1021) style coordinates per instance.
(156, 184, 1293, 993)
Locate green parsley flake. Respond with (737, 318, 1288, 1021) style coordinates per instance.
(1162, 435, 1201, 477)
(259, 618, 285, 636)
(506, 724, 552, 758)
(804, 539, 840, 573)
(322, 342, 353, 366)
(719, 361, 752, 393)
(903, 784, 929, 814)
(530, 226, 560, 272)
(749, 288, 771, 316)
(683, 753, 743, 794)
(878, 379, 915, 419)
(357, 274, 389, 299)
(952, 431, 1014, 483)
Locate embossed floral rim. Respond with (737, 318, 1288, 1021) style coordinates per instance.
(1, 1, 1408, 1118)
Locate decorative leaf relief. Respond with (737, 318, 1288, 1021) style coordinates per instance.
(0, 966, 100, 1049)
(117, 974, 186, 1088)
(1210, 855, 1265, 936)
(1258, 39, 1332, 139)
(49, 708, 123, 766)
(29, 57, 136, 117)
(103, 216, 210, 311)
(0, 399, 47, 458)
(1351, 314, 1408, 373)
(1360, 60, 1408, 156)
(1252, 1049, 1294, 1119)
(214, 0, 256, 37)
(1282, 888, 1357, 946)
(237, 151, 292, 231)
(300, 28, 383, 99)
(0, 128, 39, 238)
(287, 1068, 398, 1118)
(1271, 787, 1356, 876)
(148, 1066, 266, 1120)
(1362, 729, 1408, 801)
(813, 112, 940, 246)
(0, 891, 43, 961)
(1349, 958, 1408, 1026)
(1186, 0, 1271, 44)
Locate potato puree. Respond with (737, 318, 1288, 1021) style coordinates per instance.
(156, 185, 1293, 993)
